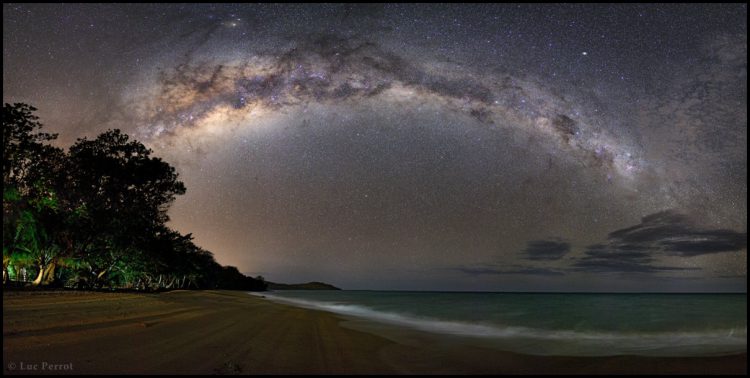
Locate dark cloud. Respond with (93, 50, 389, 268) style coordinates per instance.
(716, 274, 747, 279)
(660, 231, 748, 256)
(607, 210, 747, 257)
(458, 210, 744, 276)
(522, 239, 570, 260)
(583, 244, 652, 260)
(455, 265, 565, 276)
(574, 241, 665, 274)
(572, 258, 699, 274)
(608, 211, 693, 243)
(570, 210, 746, 274)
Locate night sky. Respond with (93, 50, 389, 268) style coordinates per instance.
(3, 4, 747, 291)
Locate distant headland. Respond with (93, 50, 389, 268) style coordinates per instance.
(267, 281, 341, 290)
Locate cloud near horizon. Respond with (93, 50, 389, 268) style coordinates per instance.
(522, 239, 571, 261)
(454, 265, 565, 276)
(605, 210, 747, 256)
(456, 210, 746, 277)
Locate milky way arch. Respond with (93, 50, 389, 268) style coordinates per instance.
(133, 35, 645, 184)
(4, 4, 745, 290)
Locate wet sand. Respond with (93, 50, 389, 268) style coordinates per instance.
(3, 290, 746, 374)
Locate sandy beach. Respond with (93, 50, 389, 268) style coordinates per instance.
(3, 290, 746, 375)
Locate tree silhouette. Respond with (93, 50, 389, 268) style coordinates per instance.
(66, 129, 186, 286)
(3, 103, 58, 187)
(2, 103, 266, 291)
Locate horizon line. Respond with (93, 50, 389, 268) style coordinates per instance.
(272, 289, 748, 294)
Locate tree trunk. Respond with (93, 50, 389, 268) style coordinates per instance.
(32, 263, 58, 286)
(41, 262, 56, 285)
(32, 264, 45, 285)
(166, 276, 177, 289)
(2, 257, 9, 285)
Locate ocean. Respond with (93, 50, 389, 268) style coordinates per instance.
(256, 290, 747, 357)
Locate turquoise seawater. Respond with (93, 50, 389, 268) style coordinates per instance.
(257, 291, 747, 356)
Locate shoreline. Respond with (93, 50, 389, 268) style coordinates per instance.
(3, 290, 747, 374)
(257, 291, 747, 358)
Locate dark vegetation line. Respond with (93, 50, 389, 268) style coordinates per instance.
(2, 103, 266, 292)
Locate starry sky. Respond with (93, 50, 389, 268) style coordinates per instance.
(3, 4, 747, 291)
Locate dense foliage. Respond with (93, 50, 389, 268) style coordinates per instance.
(2, 103, 266, 291)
